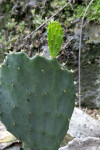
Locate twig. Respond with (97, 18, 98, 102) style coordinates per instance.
(23, 0, 72, 40)
(78, 0, 94, 108)
(68, 0, 74, 10)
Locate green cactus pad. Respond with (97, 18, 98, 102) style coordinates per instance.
(0, 52, 75, 150)
(22, 143, 31, 150)
(47, 21, 63, 58)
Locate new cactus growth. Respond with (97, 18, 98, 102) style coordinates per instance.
(0, 21, 75, 150)
(47, 21, 63, 57)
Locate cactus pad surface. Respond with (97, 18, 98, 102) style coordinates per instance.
(47, 21, 63, 57)
(0, 52, 75, 150)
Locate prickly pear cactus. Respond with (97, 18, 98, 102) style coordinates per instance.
(47, 21, 63, 57)
(0, 52, 75, 150)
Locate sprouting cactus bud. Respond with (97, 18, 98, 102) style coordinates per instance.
(47, 21, 63, 58)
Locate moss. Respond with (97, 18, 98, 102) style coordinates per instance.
(73, 0, 100, 24)
(51, 0, 100, 25)
(31, 9, 44, 29)
(0, 0, 45, 61)
(0, 0, 100, 62)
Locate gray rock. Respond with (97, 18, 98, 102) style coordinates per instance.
(68, 108, 100, 138)
(41, 46, 50, 58)
(0, 108, 100, 149)
(6, 145, 20, 150)
(59, 137, 100, 150)
(67, 22, 100, 108)
(84, 23, 100, 44)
